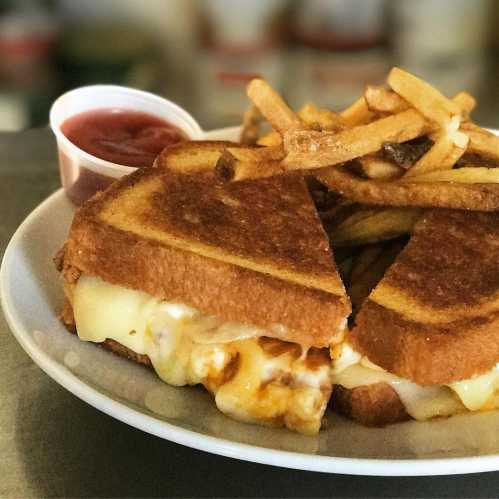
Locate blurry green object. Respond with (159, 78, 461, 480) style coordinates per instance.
(56, 24, 163, 91)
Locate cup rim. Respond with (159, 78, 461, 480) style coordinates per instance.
(49, 84, 204, 174)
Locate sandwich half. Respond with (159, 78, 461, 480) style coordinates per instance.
(331, 209, 499, 426)
(56, 152, 351, 435)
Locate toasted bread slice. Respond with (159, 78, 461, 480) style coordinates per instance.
(60, 157, 350, 347)
(350, 209, 499, 385)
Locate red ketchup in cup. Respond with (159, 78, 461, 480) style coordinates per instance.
(61, 108, 187, 168)
(51, 85, 240, 206)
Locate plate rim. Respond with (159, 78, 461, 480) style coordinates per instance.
(2, 188, 499, 476)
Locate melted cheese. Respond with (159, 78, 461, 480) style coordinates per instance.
(449, 367, 499, 411)
(72, 275, 331, 434)
(331, 343, 499, 420)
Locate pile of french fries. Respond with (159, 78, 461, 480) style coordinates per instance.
(159, 67, 499, 311)
(233, 67, 499, 206)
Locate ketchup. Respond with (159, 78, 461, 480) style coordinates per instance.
(61, 108, 187, 167)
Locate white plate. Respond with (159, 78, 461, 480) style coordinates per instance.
(2, 189, 499, 476)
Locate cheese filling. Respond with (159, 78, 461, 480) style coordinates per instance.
(72, 275, 331, 435)
(331, 343, 499, 420)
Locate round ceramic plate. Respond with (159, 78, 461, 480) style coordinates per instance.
(2, 189, 499, 476)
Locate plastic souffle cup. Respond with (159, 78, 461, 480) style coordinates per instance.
(50, 85, 241, 205)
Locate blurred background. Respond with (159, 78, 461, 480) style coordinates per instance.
(0, 0, 498, 132)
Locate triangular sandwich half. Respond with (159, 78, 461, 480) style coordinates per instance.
(331, 209, 499, 426)
(57, 147, 350, 434)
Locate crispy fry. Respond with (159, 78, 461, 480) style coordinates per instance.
(452, 91, 476, 116)
(156, 141, 234, 173)
(257, 130, 282, 147)
(318, 200, 358, 224)
(363, 85, 474, 119)
(388, 67, 461, 127)
(215, 145, 286, 181)
(340, 96, 375, 126)
(247, 79, 302, 135)
(348, 245, 385, 283)
(337, 257, 355, 285)
(465, 126, 499, 161)
(364, 86, 409, 114)
(283, 109, 429, 171)
(255, 102, 347, 145)
(158, 141, 285, 181)
(348, 241, 406, 312)
(240, 104, 263, 145)
(329, 207, 421, 246)
(317, 165, 499, 211)
(404, 131, 467, 177)
(299, 103, 348, 132)
(329, 207, 381, 230)
(358, 155, 404, 180)
(406, 167, 499, 184)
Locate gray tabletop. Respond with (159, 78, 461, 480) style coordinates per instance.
(2, 128, 499, 498)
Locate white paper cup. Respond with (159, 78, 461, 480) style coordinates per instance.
(50, 85, 205, 205)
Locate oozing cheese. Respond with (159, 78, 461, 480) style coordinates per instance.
(72, 275, 331, 434)
(331, 344, 499, 420)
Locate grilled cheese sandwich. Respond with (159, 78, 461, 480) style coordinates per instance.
(57, 155, 350, 434)
(335, 209, 499, 426)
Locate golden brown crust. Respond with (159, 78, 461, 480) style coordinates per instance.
(351, 209, 499, 385)
(97, 165, 346, 296)
(373, 209, 499, 314)
(318, 166, 499, 211)
(351, 300, 499, 385)
(332, 383, 409, 426)
(60, 165, 350, 347)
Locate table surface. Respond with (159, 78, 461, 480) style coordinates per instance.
(2, 128, 499, 498)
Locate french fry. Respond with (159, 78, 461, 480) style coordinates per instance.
(247, 79, 302, 135)
(255, 103, 347, 146)
(240, 104, 263, 145)
(388, 67, 461, 127)
(317, 200, 358, 224)
(156, 141, 234, 173)
(358, 155, 404, 180)
(299, 103, 348, 132)
(406, 167, 499, 184)
(215, 145, 286, 181)
(329, 207, 381, 231)
(334, 245, 361, 285)
(364, 86, 409, 114)
(465, 126, 499, 161)
(340, 96, 375, 126)
(403, 131, 467, 177)
(348, 241, 406, 312)
(158, 141, 285, 181)
(317, 165, 499, 211)
(348, 244, 385, 283)
(329, 207, 421, 246)
(363, 85, 474, 120)
(257, 130, 282, 147)
(337, 257, 355, 285)
(452, 91, 476, 116)
(283, 109, 429, 171)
